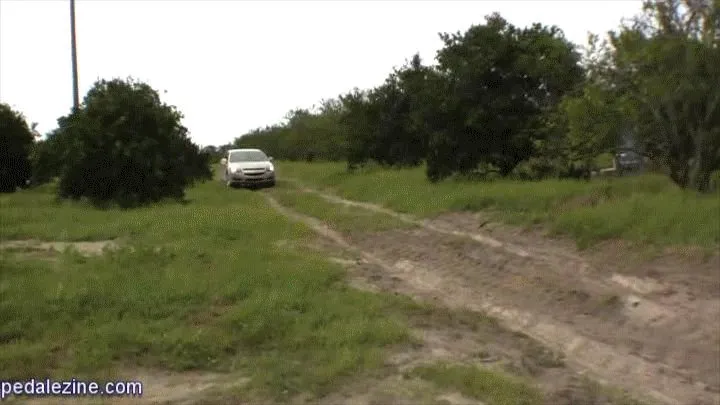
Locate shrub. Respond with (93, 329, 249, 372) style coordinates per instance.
(0, 103, 35, 192)
(53, 78, 211, 208)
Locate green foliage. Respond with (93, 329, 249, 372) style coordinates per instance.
(230, 14, 585, 182)
(426, 14, 585, 181)
(30, 129, 68, 186)
(562, 84, 632, 164)
(0, 103, 35, 192)
(49, 78, 211, 208)
(235, 101, 347, 162)
(343, 54, 435, 169)
(594, 0, 720, 191)
(227, 3, 718, 192)
(201, 144, 232, 163)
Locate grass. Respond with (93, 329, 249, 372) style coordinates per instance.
(275, 161, 720, 250)
(0, 179, 417, 400)
(0, 172, 671, 404)
(266, 180, 412, 233)
(409, 363, 543, 405)
(410, 362, 649, 405)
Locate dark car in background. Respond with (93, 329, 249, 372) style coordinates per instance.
(615, 150, 644, 174)
(613, 130, 645, 175)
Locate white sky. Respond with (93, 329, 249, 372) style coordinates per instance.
(0, 0, 643, 147)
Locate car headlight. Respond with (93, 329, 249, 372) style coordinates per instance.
(267, 164, 274, 172)
(234, 168, 243, 174)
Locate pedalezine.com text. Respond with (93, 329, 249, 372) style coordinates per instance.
(1, 378, 143, 400)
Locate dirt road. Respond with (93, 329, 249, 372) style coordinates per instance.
(266, 181, 720, 405)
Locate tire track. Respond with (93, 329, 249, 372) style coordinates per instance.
(281, 179, 720, 397)
(264, 191, 719, 405)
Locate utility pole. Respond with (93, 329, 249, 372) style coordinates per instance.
(70, 0, 80, 111)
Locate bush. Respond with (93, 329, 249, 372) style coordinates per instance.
(52, 78, 211, 208)
(0, 103, 35, 192)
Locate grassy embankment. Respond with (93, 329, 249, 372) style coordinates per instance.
(276, 161, 719, 251)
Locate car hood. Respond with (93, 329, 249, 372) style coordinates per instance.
(228, 161, 271, 171)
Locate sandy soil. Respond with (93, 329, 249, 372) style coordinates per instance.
(264, 185, 720, 405)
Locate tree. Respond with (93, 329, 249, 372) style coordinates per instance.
(0, 103, 35, 192)
(29, 129, 65, 186)
(596, 0, 720, 191)
(390, 54, 437, 166)
(425, 13, 585, 181)
(51, 78, 211, 208)
(354, 76, 414, 167)
(340, 88, 376, 169)
(342, 54, 435, 170)
(201, 145, 218, 155)
(311, 98, 349, 161)
(561, 83, 636, 173)
(234, 100, 348, 162)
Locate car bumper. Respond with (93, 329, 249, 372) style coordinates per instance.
(228, 172, 275, 186)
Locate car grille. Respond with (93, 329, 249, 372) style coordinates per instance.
(243, 168, 266, 176)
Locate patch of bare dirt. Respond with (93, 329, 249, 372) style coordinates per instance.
(0, 239, 120, 258)
(428, 211, 720, 299)
(267, 196, 633, 404)
(425, 211, 720, 396)
(266, 186, 720, 405)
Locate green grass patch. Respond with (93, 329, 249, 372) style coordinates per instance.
(276, 161, 720, 250)
(0, 180, 415, 400)
(409, 363, 543, 405)
(266, 180, 411, 233)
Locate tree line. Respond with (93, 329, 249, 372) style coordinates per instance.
(234, 0, 719, 192)
(1, 79, 212, 207)
(1, 0, 717, 207)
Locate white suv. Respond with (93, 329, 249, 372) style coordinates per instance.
(220, 148, 276, 188)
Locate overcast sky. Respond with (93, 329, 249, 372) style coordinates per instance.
(1, 0, 643, 147)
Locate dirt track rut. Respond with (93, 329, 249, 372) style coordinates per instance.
(265, 183, 720, 405)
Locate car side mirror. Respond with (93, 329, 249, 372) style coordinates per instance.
(220, 158, 227, 166)
(268, 157, 274, 162)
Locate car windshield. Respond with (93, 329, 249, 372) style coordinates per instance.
(228, 150, 267, 162)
